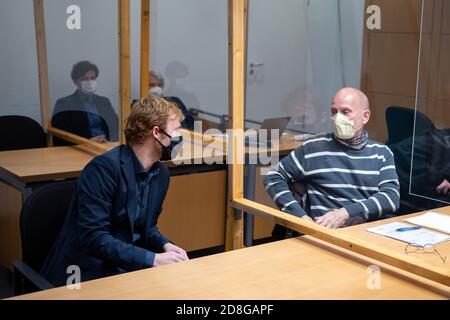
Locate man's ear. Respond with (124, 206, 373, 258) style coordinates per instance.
(150, 126, 161, 139)
(151, 126, 160, 140)
(363, 109, 371, 125)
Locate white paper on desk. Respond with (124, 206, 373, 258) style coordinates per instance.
(404, 212, 450, 235)
(366, 222, 450, 247)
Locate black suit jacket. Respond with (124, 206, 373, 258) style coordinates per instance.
(165, 96, 195, 130)
(40, 145, 171, 286)
(51, 90, 119, 145)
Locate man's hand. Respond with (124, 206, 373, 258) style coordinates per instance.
(314, 208, 350, 229)
(153, 251, 184, 267)
(90, 135, 108, 143)
(163, 243, 189, 261)
(436, 179, 450, 194)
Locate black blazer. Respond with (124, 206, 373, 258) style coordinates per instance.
(51, 90, 119, 145)
(165, 96, 195, 130)
(40, 145, 171, 286)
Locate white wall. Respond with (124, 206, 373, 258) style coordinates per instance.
(0, 0, 40, 123)
(150, 0, 229, 121)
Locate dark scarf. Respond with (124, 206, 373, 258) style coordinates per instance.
(337, 130, 368, 149)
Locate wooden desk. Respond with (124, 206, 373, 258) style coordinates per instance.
(0, 146, 101, 184)
(0, 139, 227, 268)
(11, 237, 449, 299)
(340, 206, 450, 277)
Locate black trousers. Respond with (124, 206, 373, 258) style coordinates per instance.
(272, 224, 302, 240)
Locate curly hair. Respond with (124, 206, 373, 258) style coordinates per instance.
(71, 61, 99, 81)
(124, 95, 184, 145)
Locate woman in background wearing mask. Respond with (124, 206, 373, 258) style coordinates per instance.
(147, 70, 195, 130)
(264, 87, 400, 232)
(51, 61, 119, 145)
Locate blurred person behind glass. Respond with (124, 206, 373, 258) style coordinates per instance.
(148, 70, 194, 130)
(51, 61, 118, 145)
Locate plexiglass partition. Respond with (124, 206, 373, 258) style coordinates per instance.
(246, 0, 364, 135)
(242, 0, 449, 245)
(149, 0, 229, 132)
(0, 1, 41, 124)
(45, 0, 120, 144)
(244, 0, 367, 243)
(407, 0, 450, 207)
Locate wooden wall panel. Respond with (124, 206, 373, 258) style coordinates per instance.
(371, 0, 433, 34)
(434, 101, 450, 128)
(159, 170, 227, 252)
(366, 92, 427, 142)
(0, 182, 23, 268)
(436, 35, 450, 101)
(367, 34, 431, 98)
(442, 0, 450, 34)
(362, 0, 438, 143)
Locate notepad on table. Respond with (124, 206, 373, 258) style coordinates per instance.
(366, 222, 450, 247)
(404, 211, 450, 235)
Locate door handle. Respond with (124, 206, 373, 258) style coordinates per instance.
(249, 62, 264, 68)
(249, 62, 264, 75)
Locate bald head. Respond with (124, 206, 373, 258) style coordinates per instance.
(331, 87, 371, 135)
(333, 87, 369, 111)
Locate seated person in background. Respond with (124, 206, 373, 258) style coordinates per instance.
(41, 96, 189, 286)
(281, 86, 329, 135)
(51, 61, 119, 145)
(389, 127, 450, 211)
(437, 178, 450, 195)
(264, 88, 400, 230)
(148, 70, 195, 130)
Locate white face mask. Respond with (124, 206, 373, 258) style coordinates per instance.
(331, 112, 363, 140)
(149, 86, 163, 97)
(80, 80, 98, 95)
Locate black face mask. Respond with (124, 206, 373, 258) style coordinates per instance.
(155, 129, 183, 161)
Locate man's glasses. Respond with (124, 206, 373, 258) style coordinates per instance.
(404, 243, 447, 263)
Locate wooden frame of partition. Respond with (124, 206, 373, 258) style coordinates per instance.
(225, 0, 246, 251)
(119, 0, 131, 144)
(33, 0, 131, 147)
(140, 0, 151, 98)
(33, 0, 51, 146)
(226, 0, 450, 287)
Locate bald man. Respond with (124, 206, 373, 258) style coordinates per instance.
(264, 88, 400, 230)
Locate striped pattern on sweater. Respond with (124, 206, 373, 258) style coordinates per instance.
(263, 134, 400, 220)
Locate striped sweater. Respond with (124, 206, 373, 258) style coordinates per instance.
(263, 133, 400, 221)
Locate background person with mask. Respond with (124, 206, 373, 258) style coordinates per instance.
(389, 127, 450, 212)
(281, 86, 329, 135)
(41, 95, 188, 286)
(264, 87, 400, 231)
(51, 61, 119, 145)
(148, 70, 195, 130)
